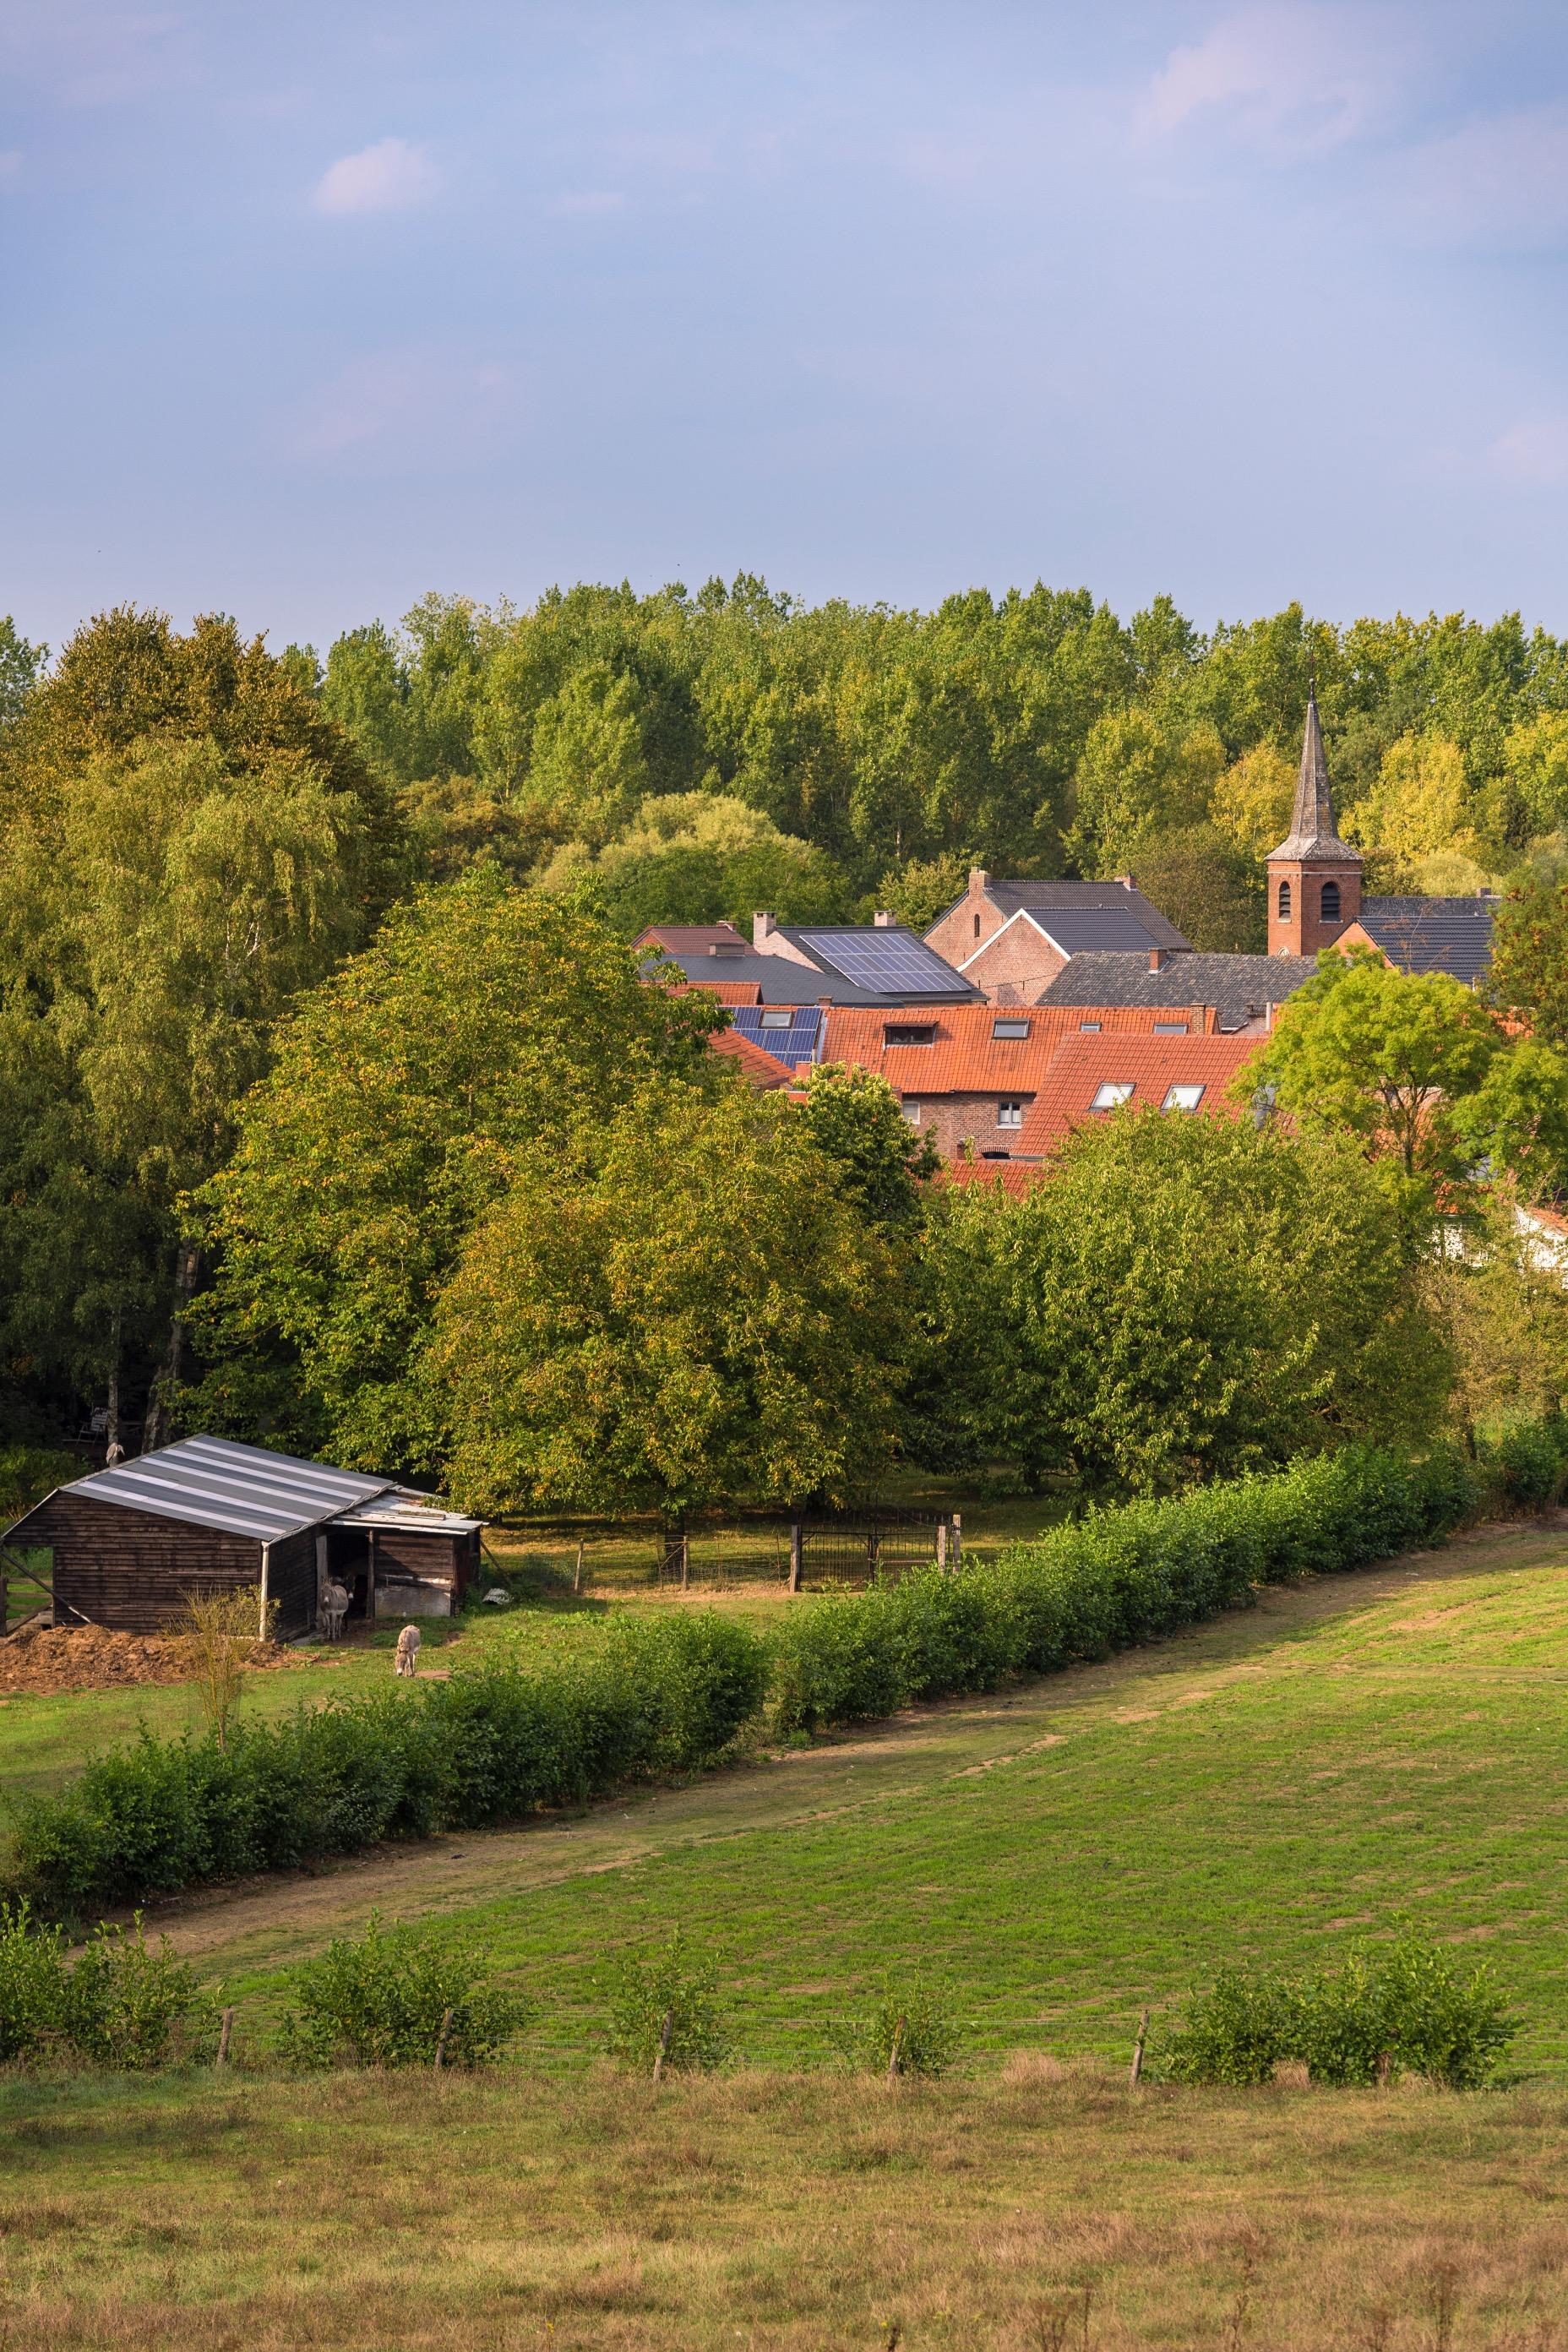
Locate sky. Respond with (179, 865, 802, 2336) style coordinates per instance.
(4, 1, 1568, 654)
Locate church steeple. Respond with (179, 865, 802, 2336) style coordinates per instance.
(1266, 691, 1361, 956)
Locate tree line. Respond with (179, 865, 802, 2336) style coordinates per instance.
(5, 593, 1568, 1506)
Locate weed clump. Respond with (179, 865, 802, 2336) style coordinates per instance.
(1159, 1933, 1515, 2089)
(280, 1910, 531, 2068)
(0, 1901, 216, 2068)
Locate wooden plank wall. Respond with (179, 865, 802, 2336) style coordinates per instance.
(26, 1494, 318, 1637)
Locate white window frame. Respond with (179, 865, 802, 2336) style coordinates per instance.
(759, 1009, 792, 1030)
(992, 1018, 1031, 1040)
(1163, 1082, 1206, 1112)
(997, 1099, 1024, 1127)
(1090, 1081, 1135, 1111)
(901, 1100, 922, 1124)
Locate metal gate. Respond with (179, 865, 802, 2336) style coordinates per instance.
(792, 1508, 955, 1590)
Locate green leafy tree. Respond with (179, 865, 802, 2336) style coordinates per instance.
(1254, 950, 1502, 1187)
(1122, 821, 1263, 951)
(0, 616, 46, 729)
(796, 1064, 939, 1237)
(874, 848, 972, 934)
(923, 1113, 1448, 1498)
(1488, 874, 1568, 1050)
(199, 874, 723, 1466)
(1068, 710, 1226, 874)
(427, 1080, 904, 1520)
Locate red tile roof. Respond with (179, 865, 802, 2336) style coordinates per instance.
(634, 923, 749, 955)
(820, 1001, 1215, 1097)
(1016, 1033, 1266, 1157)
(667, 977, 765, 1007)
(709, 1028, 796, 1090)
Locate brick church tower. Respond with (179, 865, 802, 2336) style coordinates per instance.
(1266, 692, 1361, 956)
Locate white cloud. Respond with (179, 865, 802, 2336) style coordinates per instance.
(279, 348, 519, 471)
(548, 190, 625, 219)
(1141, 3, 1409, 158)
(313, 137, 438, 218)
(1489, 419, 1568, 488)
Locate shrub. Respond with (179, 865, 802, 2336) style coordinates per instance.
(280, 1910, 531, 2069)
(0, 1900, 68, 2063)
(770, 1445, 1482, 1734)
(831, 1974, 964, 2079)
(0, 1446, 78, 1523)
(1480, 1418, 1568, 1514)
(61, 1918, 219, 2070)
(1161, 1935, 1515, 2089)
(603, 1931, 729, 2074)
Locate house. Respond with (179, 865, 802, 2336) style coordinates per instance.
(1266, 694, 1498, 983)
(1036, 950, 1315, 1034)
(923, 872, 1191, 1004)
(1012, 1032, 1267, 1160)
(820, 1000, 1217, 1162)
(637, 915, 982, 1009)
(710, 1026, 796, 1091)
(1, 1434, 482, 1637)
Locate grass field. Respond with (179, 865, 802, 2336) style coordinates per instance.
(7, 1513, 1568, 2347)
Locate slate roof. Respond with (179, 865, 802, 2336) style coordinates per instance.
(981, 880, 1191, 952)
(646, 935, 979, 1006)
(1015, 1033, 1267, 1157)
(30, 1435, 395, 1544)
(1352, 896, 1496, 986)
(1270, 693, 1364, 868)
(1035, 950, 1316, 1032)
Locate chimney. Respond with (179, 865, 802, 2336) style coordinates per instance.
(873, 909, 897, 928)
(752, 910, 777, 949)
(969, 868, 991, 893)
(1117, 873, 1137, 892)
(1148, 947, 1166, 972)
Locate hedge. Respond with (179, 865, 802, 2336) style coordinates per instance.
(768, 1443, 1484, 1733)
(8, 1611, 769, 1919)
(11, 1430, 1564, 1919)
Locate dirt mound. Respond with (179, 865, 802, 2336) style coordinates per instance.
(0, 1624, 345, 1696)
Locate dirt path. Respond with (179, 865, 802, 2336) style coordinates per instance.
(152, 1516, 1568, 1976)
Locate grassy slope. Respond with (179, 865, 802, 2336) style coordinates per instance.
(117, 1516, 1568, 2078)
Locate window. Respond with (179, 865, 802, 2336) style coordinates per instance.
(1320, 879, 1341, 923)
(1277, 879, 1292, 919)
(998, 1100, 1024, 1127)
(1163, 1083, 1206, 1112)
(901, 1100, 921, 1124)
(884, 1023, 936, 1047)
(973, 912, 982, 939)
(1152, 1020, 1188, 1034)
(759, 1009, 792, 1029)
(1079, 1020, 1102, 1033)
(1090, 1081, 1135, 1111)
(992, 1017, 1030, 1040)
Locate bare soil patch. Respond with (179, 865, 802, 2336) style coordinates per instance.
(0, 1624, 348, 1696)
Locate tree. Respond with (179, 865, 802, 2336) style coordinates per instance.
(1208, 742, 1295, 860)
(0, 610, 408, 1443)
(198, 872, 723, 1467)
(1122, 822, 1263, 951)
(874, 848, 972, 934)
(796, 1064, 940, 1237)
(1422, 1182, 1568, 1446)
(1253, 950, 1502, 1187)
(1488, 874, 1568, 1050)
(0, 617, 46, 729)
(426, 1081, 904, 1521)
(1068, 710, 1225, 874)
(1343, 732, 1477, 877)
(534, 792, 849, 934)
(945, 1112, 1447, 1499)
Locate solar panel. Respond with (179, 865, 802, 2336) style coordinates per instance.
(796, 928, 972, 995)
(729, 1005, 823, 1070)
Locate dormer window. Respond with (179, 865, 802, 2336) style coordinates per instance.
(884, 1023, 936, 1047)
(1277, 880, 1292, 920)
(1320, 879, 1340, 922)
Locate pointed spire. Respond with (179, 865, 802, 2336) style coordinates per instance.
(1268, 690, 1361, 866)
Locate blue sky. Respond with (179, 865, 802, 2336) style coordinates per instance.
(4, 2, 1568, 652)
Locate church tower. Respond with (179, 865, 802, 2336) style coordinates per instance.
(1266, 691, 1361, 956)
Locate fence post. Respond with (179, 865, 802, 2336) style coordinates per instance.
(434, 2007, 455, 2072)
(1130, 2007, 1149, 2089)
(680, 1534, 689, 1590)
(573, 1538, 584, 1594)
(936, 1522, 948, 1571)
(950, 1513, 962, 1567)
(788, 1523, 802, 1593)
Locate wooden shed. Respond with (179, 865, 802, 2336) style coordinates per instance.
(1, 1435, 482, 1639)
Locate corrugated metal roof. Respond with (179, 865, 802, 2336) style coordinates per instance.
(65, 1436, 395, 1542)
(334, 1489, 482, 1534)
